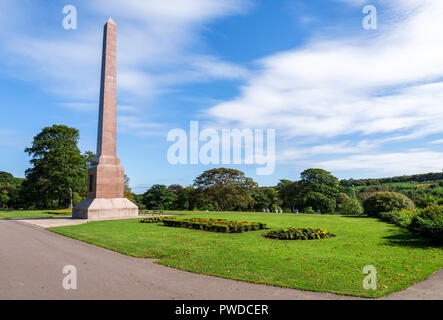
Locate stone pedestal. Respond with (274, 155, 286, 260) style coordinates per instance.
(73, 198, 138, 220)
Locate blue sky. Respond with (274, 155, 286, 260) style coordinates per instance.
(1, 0, 443, 193)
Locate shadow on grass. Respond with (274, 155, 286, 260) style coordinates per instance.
(382, 232, 443, 249)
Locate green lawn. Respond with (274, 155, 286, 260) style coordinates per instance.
(49, 212, 442, 298)
(0, 210, 72, 219)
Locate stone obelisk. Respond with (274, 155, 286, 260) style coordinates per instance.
(73, 18, 138, 219)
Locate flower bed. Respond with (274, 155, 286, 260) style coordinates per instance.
(140, 216, 165, 223)
(44, 210, 72, 215)
(265, 227, 335, 240)
(161, 217, 266, 233)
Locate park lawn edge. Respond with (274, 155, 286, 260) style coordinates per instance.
(49, 224, 441, 299)
(48, 225, 370, 298)
(47, 212, 443, 299)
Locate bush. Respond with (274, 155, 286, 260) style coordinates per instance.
(140, 216, 165, 223)
(161, 217, 266, 233)
(378, 209, 417, 228)
(409, 205, 443, 243)
(304, 207, 315, 214)
(44, 210, 72, 215)
(416, 194, 437, 209)
(363, 192, 415, 216)
(337, 194, 364, 215)
(265, 227, 335, 240)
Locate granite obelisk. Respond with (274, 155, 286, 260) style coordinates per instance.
(73, 18, 138, 219)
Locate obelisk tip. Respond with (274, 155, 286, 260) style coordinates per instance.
(106, 17, 116, 25)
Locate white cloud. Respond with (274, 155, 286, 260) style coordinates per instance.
(311, 151, 443, 176)
(0, 0, 253, 134)
(207, 0, 443, 175)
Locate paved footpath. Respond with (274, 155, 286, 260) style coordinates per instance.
(0, 219, 441, 300)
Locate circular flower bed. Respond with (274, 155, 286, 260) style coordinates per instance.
(265, 227, 335, 240)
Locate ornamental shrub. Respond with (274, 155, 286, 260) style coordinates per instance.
(363, 192, 415, 217)
(161, 217, 266, 233)
(409, 205, 443, 243)
(44, 210, 71, 215)
(304, 207, 315, 214)
(336, 194, 364, 215)
(140, 216, 165, 223)
(378, 209, 417, 228)
(265, 227, 335, 240)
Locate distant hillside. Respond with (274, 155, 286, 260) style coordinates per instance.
(341, 172, 443, 187)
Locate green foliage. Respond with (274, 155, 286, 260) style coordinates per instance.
(251, 187, 279, 212)
(44, 210, 72, 215)
(140, 216, 165, 223)
(142, 184, 177, 210)
(363, 192, 415, 216)
(336, 193, 364, 215)
(265, 227, 335, 240)
(193, 168, 257, 211)
(0, 171, 24, 208)
(416, 194, 437, 209)
(304, 206, 315, 214)
(341, 172, 443, 187)
(22, 125, 94, 209)
(161, 217, 266, 233)
(378, 209, 418, 228)
(276, 179, 296, 211)
(0, 190, 10, 208)
(304, 191, 336, 214)
(296, 169, 342, 214)
(124, 175, 136, 203)
(409, 205, 443, 243)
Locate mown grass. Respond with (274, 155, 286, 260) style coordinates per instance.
(0, 210, 71, 219)
(49, 211, 442, 298)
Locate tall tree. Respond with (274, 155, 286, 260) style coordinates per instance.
(296, 168, 342, 213)
(193, 168, 258, 211)
(142, 184, 177, 210)
(24, 125, 92, 209)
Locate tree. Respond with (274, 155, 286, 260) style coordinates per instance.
(0, 190, 10, 208)
(124, 175, 136, 203)
(296, 169, 342, 213)
(193, 168, 258, 211)
(24, 125, 92, 209)
(276, 179, 299, 212)
(304, 192, 336, 214)
(142, 184, 177, 210)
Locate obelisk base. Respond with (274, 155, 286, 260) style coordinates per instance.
(73, 198, 139, 220)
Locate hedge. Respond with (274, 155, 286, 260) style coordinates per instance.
(140, 216, 165, 223)
(409, 205, 443, 244)
(377, 205, 443, 243)
(161, 217, 266, 233)
(265, 227, 335, 240)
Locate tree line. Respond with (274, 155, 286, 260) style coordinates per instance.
(1, 124, 442, 213)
